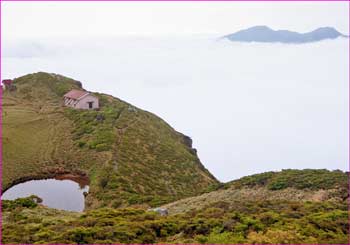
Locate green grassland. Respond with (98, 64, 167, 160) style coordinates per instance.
(2, 72, 217, 208)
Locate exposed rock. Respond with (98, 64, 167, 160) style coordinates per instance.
(29, 195, 43, 204)
(148, 207, 168, 216)
(96, 114, 105, 122)
(178, 133, 198, 155)
(128, 106, 137, 112)
(182, 135, 193, 148)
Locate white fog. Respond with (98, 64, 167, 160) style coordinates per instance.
(2, 36, 348, 181)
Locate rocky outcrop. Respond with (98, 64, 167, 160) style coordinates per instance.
(179, 133, 197, 155)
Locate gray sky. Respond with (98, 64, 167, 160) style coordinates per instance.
(2, 1, 349, 40)
(2, 2, 349, 181)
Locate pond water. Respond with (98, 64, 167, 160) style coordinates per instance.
(2, 176, 89, 212)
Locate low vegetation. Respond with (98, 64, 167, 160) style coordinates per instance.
(229, 169, 348, 191)
(2, 196, 348, 244)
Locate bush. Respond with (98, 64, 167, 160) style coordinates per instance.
(64, 227, 96, 244)
(99, 177, 109, 189)
(2, 196, 38, 211)
(268, 180, 288, 190)
(196, 227, 244, 244)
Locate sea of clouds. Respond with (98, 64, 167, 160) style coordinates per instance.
(2, 36, 349, 181)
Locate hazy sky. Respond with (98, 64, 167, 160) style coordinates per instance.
(2, 1, 349, 40)
(2, 2, 349, 181)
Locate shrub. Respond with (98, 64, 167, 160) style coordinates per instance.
(99, 177, 109, 189)
(2, 196, 38, 211)
(268, 180, 288, 190)
(95, 143, 109, 152)
(196, 227, 244, 244)
(64, 227, 96, 244)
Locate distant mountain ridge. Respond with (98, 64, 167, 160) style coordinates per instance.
(223, 26, 348, 43)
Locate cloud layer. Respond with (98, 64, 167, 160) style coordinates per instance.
(2, 36, 348, 181)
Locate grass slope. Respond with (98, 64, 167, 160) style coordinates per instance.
(2, 72, 218, 208)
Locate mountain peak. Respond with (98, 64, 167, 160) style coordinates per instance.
(224, 26, 347, 43)
(247, 25, 272, 31)
(313, 26, 339, 32)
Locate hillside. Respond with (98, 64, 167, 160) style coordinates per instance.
(223, 26, 347, 43)
(2, 72, 218, 208)
(161, 169, 348, 214)
(2, 169, 349, 244)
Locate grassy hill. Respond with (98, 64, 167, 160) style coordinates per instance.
(2, 169, 348, 244)
(2, 72, 218, 208)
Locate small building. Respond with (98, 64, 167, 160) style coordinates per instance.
(63, 89, 99, 110)
(2, 79, 16, 91)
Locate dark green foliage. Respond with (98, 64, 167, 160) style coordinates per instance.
(268, 180, 288, 190)
(99, 177, 109, 189)
(2, 196, 38, 211)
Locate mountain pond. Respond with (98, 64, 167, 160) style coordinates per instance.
(2, 175, 89, 212)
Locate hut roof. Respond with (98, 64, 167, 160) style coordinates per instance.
(64, 89, 89, 100)
(2, 79, 13, 85)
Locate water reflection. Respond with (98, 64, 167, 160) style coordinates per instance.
(2, 177, 89, 212)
